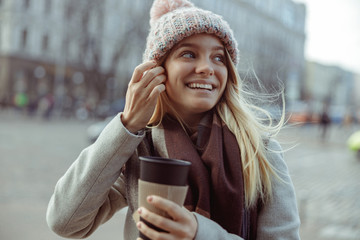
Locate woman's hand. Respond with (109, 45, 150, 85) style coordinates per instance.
(137, 195, 198, 240)
(122, 61, 166, 133)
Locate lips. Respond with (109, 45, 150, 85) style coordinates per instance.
(187, 82, 213, 91)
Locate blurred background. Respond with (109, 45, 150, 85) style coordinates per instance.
(0, 0, 359, 239)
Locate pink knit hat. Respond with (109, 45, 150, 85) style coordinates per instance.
(143, 0, 239, 65)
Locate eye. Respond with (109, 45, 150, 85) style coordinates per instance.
(180, 51, 195, 58)
(214, 54, 225, 63)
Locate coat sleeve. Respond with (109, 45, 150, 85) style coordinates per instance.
(256, 138, 301, 239)
(193, 139, 300, 240)
(194, 213, 245, 240)
(46, 113, 144, 238)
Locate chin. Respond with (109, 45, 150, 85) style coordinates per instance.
(190, 103, 216, 113)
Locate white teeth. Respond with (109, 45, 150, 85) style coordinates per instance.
(188, 83, 213, 90)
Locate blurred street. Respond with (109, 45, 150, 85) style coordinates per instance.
(277, 123, 360, 240)
(1, 110, 360, 240)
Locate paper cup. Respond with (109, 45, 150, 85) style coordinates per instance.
(138, 156, 191, 240)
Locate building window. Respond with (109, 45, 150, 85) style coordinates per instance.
(283, 5, 294, 28)
(44, 0, 51, 14)
(63, 38, 69, 59)
(21, 29, 28, 48)
(42, 34, 49, 51)
(65, 5, 74, 20)
(23, 0, 30, 10)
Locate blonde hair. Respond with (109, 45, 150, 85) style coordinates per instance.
(148, 49, 285, 208)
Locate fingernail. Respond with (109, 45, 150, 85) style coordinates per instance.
(137, 208, 142, 214)
(137, 222, 142, 229)
(147, 196, 153, 202)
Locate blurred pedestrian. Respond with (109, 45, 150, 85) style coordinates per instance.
(320, 103, 331, 140)
(39, 93, 55, 120)
(46, 0, 300, 239)
(27, 94, 39, 117)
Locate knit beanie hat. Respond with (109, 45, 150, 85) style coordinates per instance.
(143, 0, 239, 65)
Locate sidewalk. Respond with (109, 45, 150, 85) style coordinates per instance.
(277, 124, 360, 240)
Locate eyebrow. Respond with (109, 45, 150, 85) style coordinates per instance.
(174, 42, 225, 52)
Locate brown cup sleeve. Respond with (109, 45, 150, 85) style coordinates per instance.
(133, 179, 189, 223)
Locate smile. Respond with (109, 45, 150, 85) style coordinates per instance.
(187, 83, 213, 91)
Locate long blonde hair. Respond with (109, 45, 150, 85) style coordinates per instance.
(148, 49, 285, 208)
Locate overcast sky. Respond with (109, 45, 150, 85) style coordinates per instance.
(294, 0, 360, 74)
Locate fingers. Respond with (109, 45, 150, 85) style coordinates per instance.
(137, 212, 169, 240)
(122, 60, 166, 131)
(137, 196, 197, 239)
(131, 61, 166, 104)
(137, 220, 166, 240)
(146, 73, 166, 89)
(131, 60, 157, 83)
(145, 196, 183, 221)
(137, 207, 178, 234)
(131, 61, 165, 88)
(129, 61, 166, 101)
(148, 83, 166, 102)
(143, 66, 166, 88)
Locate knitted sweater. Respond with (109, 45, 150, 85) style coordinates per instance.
(46, 113, 301, 239)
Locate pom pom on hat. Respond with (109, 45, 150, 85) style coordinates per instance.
(150, 0, 194, 27)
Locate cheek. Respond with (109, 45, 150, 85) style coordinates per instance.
(164, 64, 176, 86)
(164, 65, 188, 88)
(164, 76, 179, 99)
(165, 74, 176, 89)
(219, 69, 228, 91)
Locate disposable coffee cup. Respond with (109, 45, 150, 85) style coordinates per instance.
(139, 156, 191, 185)
(138, 156, 191, 240)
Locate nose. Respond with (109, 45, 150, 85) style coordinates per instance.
(195, 57, 214, 76)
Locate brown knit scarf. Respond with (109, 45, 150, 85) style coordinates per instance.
(161, 111, 258, 239)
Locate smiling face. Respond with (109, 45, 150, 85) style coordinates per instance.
(163, 33, 228, 126)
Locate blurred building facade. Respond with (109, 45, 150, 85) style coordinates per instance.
(304, 61, 358, 123)
(0, 0, 306, 118)
(0, 0, 151, 117)
(355, 74, 360, 122)
(1, 0, 66, 113)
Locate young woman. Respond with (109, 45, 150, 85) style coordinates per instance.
(47, 0, 301, 239)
